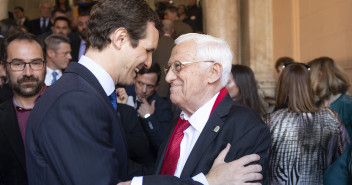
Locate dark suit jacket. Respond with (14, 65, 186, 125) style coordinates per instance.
(70, 38, 82, 62)
(152, 35, 174, 98)
(0, 99, 28, 185)
(144, 95, 271, 185)
(25, 62, 128, 185)
(27, 18, 52, 35)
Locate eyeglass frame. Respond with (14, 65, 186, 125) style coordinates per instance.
(6, 59, 46, 71)
(164, 60, 214, 75)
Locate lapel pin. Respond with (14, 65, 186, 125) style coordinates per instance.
(214, 126, 220, 132)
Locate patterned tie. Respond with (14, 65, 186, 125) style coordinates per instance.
(108, 92, 118, 111)
(160, 118, 190, 175)
(51, 71, 58, 85)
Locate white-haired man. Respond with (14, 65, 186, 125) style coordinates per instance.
(129, 33, 271, 184)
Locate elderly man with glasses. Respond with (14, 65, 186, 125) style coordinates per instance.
(126, 33, 271, 185)
(0, 31, 46, 185)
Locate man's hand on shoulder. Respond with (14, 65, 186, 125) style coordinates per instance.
(206, 144, 263, 185)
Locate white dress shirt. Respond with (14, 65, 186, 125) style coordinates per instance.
(78, 55, 115, 96)
(44, 67, 62, 86)
(131, 92, 220, 185)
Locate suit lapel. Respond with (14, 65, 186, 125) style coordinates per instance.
(180, 95, 233, 177)
(0, 100, 26, 170)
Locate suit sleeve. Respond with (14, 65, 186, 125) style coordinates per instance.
(141, 98, 173, 150)
(34, 91, 121, 185)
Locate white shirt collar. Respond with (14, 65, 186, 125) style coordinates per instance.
(180, 91, 220, 133)
(78, 55, 115, 96)
(46, 67, 62, 75)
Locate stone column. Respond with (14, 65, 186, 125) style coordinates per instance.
(0, 0, 9, 20)
(241, 0, 275, 98)
(203, 0, 240, 64)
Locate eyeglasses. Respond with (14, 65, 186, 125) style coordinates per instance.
(164, 60, 213, 74)
(6, 59, 45, 71)
(283, 62, 310, 71)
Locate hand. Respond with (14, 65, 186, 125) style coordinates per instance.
(117, 181, 131, 185)
(116, 88, 128, 104)
(137, 98, 155, 118)
(206, 144, 262, 185)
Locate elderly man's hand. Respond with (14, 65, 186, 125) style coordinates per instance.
(137, 98, 155, 118)
(206, 144, 262, 185)
(116, 88, 128, 104)
(117, 181, 131, 185)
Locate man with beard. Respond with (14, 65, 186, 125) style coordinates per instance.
(0, 31, 46, 185)
(71, 11, 90, 62)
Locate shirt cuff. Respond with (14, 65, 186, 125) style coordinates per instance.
(192, 173, 209, 185)
(131, 176, 143, 185)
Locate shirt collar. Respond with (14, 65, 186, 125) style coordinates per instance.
(46, 67, 62, 75)
(13, 85, 47, 110)
(180, 91, 220, 133)
(78, 55, 115, 96)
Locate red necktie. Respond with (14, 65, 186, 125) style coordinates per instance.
(160, 118, 190, 175)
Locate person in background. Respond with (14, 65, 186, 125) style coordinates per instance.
(265, 62, 350, 184)
(184, 0, 203, 33)
(152, 19, 175, 98)
(308, 56, 352, 139)
(14, 7, 30, 31)
(70, 10, 90, 62)
(226, 64, 266, 117)
(177, 4, 187, 21)
(54, 0, 73, 20)
(164, 6, 192, 39)
(0, 31, 47, 185)
(27, 1, 52, 35)
(308, 57, 352, 185)
(44, 34, 72, 86)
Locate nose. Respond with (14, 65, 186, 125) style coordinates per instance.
(144, 53, 152, 68)
(23, 63, 33, 75)
(142, 84, 147, 93)
(67, 53, 72, 60)
(165, 68, 176, 84)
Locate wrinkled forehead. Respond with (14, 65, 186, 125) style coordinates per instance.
(169, 41, 198, 64)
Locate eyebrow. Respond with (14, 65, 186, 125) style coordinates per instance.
(10, 57, 43, 61)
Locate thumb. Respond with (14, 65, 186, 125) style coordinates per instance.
(214, 143, 231, 165)
(151, 100, 156, 108)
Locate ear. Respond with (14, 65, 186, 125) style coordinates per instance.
(47, 49, 55, 58)
(155, 82, 160, 91)
(207, 62, 223, 84)
(111, 28, 128, 50)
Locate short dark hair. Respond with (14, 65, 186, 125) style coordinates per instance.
(14, 7, 24, 12)
(54, 16, 71, 27)
(51, 9, 66, 18)
(138, 63, 161, 84)
(1, 31, 46, 64)
(275, 56, 294, 72)
(87, 0, 162, 51)
(165, 6, 178, 15)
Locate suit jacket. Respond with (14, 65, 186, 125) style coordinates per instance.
(144, 95, 271, 185)
(0, 99, 28, 185)
(152, 35, 174, 98)
(70, 38, 83, 62)
(27, 18, 52, 35)
(25, 62, 128, 185)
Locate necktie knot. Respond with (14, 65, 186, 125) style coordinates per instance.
(51, 71, 58, 85)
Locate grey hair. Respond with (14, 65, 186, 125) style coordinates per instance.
(44, 34, 70, 52)
(175, 33, 233, 87)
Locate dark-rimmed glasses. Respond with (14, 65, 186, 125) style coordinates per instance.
(6, 59, 45, 71)
(164, 60, 213, 74)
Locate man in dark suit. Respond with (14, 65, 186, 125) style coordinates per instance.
(26, 0, 264, 185)
(0, 31, 47, 185)
(152, 19, 175, 98)
(71, 11, 90, 62)
(13, 7, 30, 30)
(27, 1, 52, 35)
(119, 63, 173, 165)
(128, 33, 271, 185)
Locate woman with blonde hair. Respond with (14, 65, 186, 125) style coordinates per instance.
(265, 62, 350, 184)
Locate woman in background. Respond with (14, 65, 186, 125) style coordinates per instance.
(308, 57, 352, 185)
(265, 62, 349, 184)
(226, 64, 266, 117)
